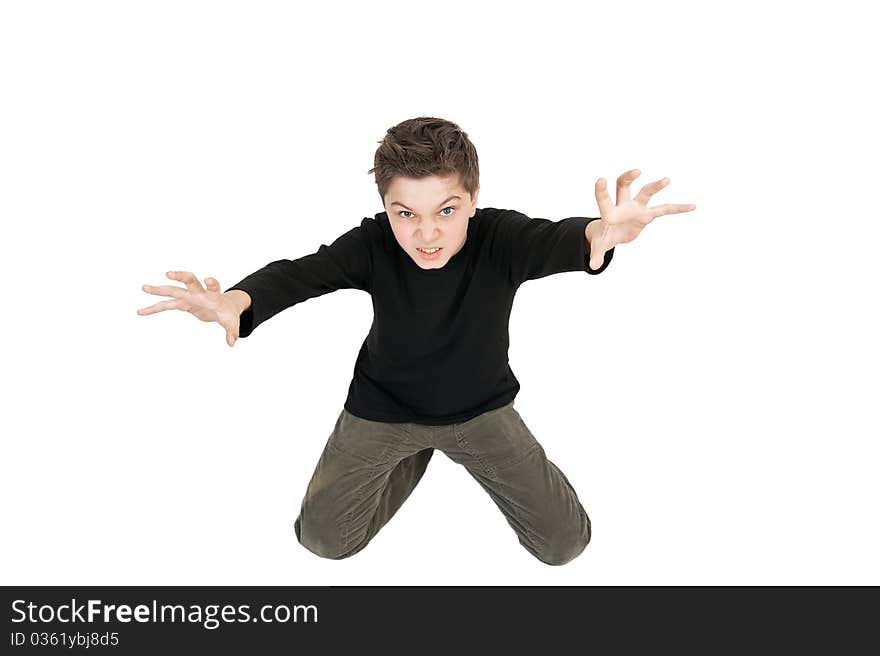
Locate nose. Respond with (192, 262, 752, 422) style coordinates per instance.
(417, 220, 441, 241)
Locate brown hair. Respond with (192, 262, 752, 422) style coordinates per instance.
(368, 116, 480, 205)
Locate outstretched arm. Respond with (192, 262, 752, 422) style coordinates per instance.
(585, 169, 696, 270)
(224, 220, 373, 338)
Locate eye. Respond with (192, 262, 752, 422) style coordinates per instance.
(398, 207, 456, 219)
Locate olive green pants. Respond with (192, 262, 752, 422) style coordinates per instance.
(293, 400, 591, 566)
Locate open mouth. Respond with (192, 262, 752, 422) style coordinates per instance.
(416, 247, 443, 259)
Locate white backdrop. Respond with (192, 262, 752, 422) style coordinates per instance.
(1, 0, 877, 585)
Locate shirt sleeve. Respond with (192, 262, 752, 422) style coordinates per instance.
(492, 210, 614, 286)
(223, 220, 373, 338)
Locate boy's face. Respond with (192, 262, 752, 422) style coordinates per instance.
(384, 173, 479, 270)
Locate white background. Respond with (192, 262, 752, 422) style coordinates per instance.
(1, 0, 877, 585)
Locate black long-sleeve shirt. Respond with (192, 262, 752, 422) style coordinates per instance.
(225, 207, 614, 425)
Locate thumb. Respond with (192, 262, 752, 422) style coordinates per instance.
(205, 276, 220, 292)
(589, 249, 605, 271)
(226, 328, 236, 347)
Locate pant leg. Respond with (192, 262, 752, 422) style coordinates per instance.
(443, 401, 591, 566)
(294, 408, 433, 560)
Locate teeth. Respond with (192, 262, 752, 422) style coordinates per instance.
(418, 248, 440, 253)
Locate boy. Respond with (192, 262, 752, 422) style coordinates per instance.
(137, 116, 695, 565)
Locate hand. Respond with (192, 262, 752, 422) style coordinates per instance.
(586, 169, 696, 269)
(137, 271, 242, 347)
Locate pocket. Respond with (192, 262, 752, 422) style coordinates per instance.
(454, 404, 539, 477)
(328, 410, 411, 466)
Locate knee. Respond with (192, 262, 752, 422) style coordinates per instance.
(294, 514, 364, 561)
(537, 513, 591, 566)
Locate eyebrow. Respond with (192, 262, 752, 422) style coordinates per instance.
(389, 195, 461, 211)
